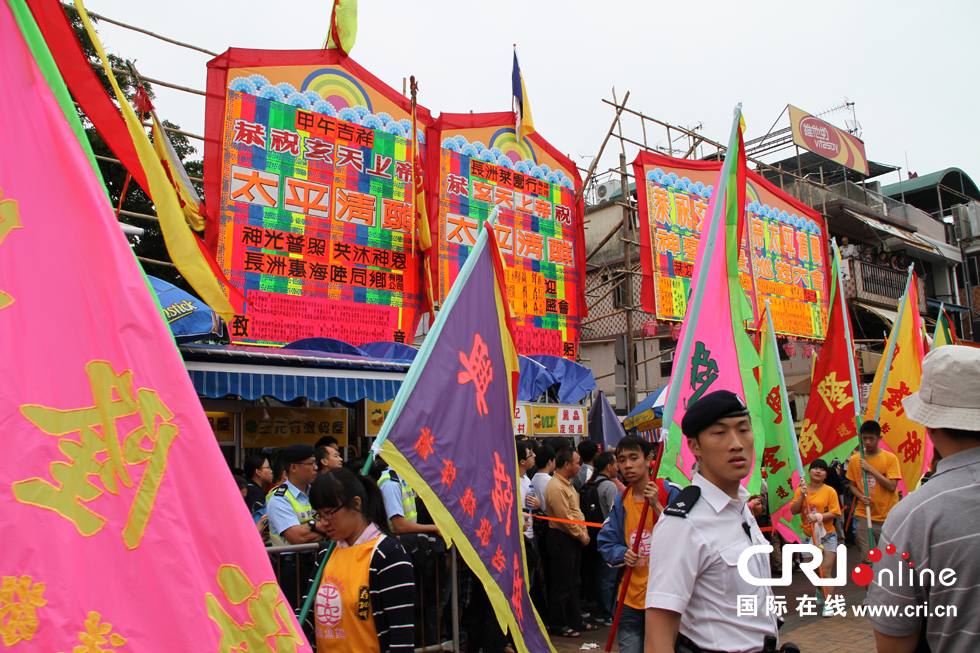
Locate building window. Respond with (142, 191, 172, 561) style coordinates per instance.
(613, 272, 625, 308)
(969, 256, 980, 288)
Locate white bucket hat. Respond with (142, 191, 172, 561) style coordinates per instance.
(903, 345, 980, 431)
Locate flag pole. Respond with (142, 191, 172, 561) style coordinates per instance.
(304, 211, 503, 626)
(409, 76, 419, 256)
(765, 301, 805, 480)
(871, 264, 915, 421)
(932, 302, 946, 347)
(605, 439, 665, 652)
(831, 240, 873, 550)
(660, 105, 743, 459)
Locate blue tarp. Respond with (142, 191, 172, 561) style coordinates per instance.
(517, 356, 559, 402)
(149, 275, 220, 344)
(528, 355, 597, 404)
(359, 341, 419, 363)
(588, 390, 626, 449)
(284, 338, 367, 356)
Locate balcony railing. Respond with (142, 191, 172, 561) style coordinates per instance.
(844, 258, 927, 312)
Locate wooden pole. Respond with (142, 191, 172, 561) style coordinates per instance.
(62, 2, 219, 56)
(620, 153, 637, 411)
(575, 91, 630, 204)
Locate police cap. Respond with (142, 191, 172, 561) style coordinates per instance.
(681, 390, 749, 438)
(281, 444, 316, 464)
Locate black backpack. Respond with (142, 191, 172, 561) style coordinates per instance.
(580, 474, 613, 537)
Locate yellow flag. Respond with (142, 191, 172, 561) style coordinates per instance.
(76, 0, 236, 323)
(864, 279, 927, 492)
(151, 113, 206, 232)
(325, 0, 357, 55)
(932, 308, 956, 348)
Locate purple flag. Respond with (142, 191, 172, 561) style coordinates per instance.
(376, 221, 553, 652)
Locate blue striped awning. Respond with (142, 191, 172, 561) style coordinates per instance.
(186, 361, 405, 403)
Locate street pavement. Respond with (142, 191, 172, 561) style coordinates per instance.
(544, 543, 878, 653)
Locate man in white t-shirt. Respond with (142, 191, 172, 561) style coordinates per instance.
(517, 441, 540, 537)
(531, 445, 556, 513)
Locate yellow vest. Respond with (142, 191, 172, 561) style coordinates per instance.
(269, 483, 315, 546)
(378, 471, 417, 523)
(314, 534, 384, 653)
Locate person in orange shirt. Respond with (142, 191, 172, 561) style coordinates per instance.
(791, 458, 841, 617)
(303, 468, 415, 653)
(597, 435, 680, 653)
(846, 421, 902, 567)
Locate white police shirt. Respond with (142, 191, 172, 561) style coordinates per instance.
(645, 473, 777, 653)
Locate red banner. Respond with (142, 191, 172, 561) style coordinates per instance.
(800, 264, 860, 466)
(204, 50, 433, 346)
(633, 151, 831, 340)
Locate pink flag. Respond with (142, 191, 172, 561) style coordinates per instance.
(656, 108, 764, 492)
(0, 3, 308, 650)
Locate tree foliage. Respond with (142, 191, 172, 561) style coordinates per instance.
(64, 5, 202, 295)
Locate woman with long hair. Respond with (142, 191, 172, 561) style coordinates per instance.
(301, 467, 414, 653)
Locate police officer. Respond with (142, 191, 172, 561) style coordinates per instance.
(267, 444, 327, 608)
(644, 390, 797, 653)
(378, 462, 440, 536)
(268, 444, 326, 545)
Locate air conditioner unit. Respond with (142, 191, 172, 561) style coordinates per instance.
(660, 350, 674, 364)
(596, 179, 621, 202)
(953, 204, 975, 242)
(859, 350, 882, 375)
(970, 202, 980, 238)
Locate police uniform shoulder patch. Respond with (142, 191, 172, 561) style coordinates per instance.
(662, 486, 701, 518)
(273, 485, 288, 498)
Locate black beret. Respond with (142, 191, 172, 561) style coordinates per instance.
(681, 390, 749, 437)
(281, 444, 316, 464)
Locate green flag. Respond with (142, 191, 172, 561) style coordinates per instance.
(759, 302, 805, 542)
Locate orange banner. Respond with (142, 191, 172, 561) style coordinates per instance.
(789, 105, 869, 176)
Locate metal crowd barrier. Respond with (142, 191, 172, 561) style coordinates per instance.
(265, 542, 461, 652)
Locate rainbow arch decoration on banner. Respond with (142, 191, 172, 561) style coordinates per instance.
(301, 68, 373, 113)
(427, 112, 586, 360)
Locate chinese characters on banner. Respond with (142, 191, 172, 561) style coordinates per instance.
(512, 403, 587, 437)
(204, 52, 432, 346)
(3, 24, 304, 650)
(242, 407, 348, 448)
(428, 113, 586, 359)
(632, 152, 830, 340)
(863, 275, 928, 493)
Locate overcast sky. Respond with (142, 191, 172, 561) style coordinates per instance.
(86, 0, 980, 194)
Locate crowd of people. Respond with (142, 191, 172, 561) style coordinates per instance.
(225, 346, 979, 653)
(839, 236, 909, 270)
